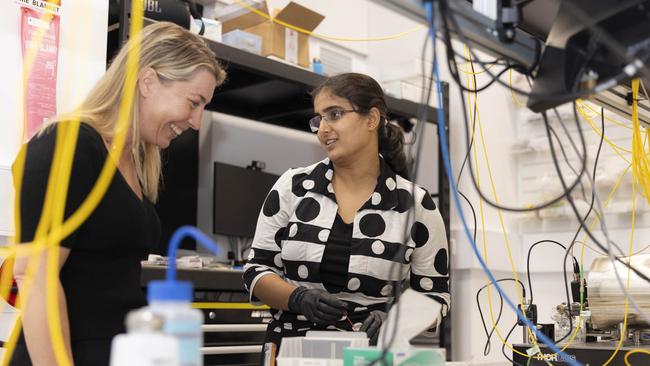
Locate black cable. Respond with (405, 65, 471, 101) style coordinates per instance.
(564, 106, 606, 259)
(441, 44, 508, 68)
(502, 321, 525, 366)
(370, 8, 439, 365)
(437, 0, 589, 213)
(456, 51, 479, 184)
(548, 122, 587, 201)
(543, 106, 650, 285)
(557, 106, 606, 344)
(529, 104, 605, 344)
(476, 278, 525, 356)
(449, 63, 518, 94)
(456, 47, 479, 245)
(525, 239, 576, 345)
(526, 240, 575, 305)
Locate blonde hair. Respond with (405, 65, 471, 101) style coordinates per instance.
(52, 22, 226, 202)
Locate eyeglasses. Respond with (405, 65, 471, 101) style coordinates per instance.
(308, 108, 359, 133)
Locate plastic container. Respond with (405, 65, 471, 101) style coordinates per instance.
(109, 309, 179, 366)
(312, 58, 324, 75)
(148, 280, 204, 366)
(222, 29, 262, 55)
(277, 331, 368, 366)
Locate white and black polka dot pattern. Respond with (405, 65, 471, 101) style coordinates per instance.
(243, 156, 449, 329)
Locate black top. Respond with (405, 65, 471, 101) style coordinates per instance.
(16, 122, 161, 342)
(320, 214, 353, 293)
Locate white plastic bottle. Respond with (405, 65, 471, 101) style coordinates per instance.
(109, 308, 179, 366)
(148, 280, 204, 366)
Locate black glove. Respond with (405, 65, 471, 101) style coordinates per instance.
(359, 310, 386, 345)
(288, 287, 348, 324)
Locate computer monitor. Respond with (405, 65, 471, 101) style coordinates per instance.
(212, 162, 280, 238)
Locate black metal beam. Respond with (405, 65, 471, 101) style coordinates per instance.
(374, 0, 539, 69)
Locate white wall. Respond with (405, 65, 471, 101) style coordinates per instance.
(0, 0, 108, 241)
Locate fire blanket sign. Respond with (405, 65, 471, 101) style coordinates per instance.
(16, 0, 61, 140)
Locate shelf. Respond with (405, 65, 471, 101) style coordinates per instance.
(138, 18, 440, 131)
(207, 40, 439, 130)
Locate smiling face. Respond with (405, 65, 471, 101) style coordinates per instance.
(313, 90, 380, 164)
(137, 67, 217, 148)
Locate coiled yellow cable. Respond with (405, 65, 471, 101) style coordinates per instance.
(624, 348, 650, 365)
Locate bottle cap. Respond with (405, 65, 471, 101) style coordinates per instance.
(148, 280, 193, 302)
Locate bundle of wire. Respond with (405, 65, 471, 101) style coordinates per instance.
(631, 80, 650, 204)
(424, 1, 581, 365)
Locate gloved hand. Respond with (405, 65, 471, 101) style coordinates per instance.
(359, 310, 387, 345)
(288, 287, 348, 324)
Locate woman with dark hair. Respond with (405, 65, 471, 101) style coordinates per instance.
(243, 73, 449, 362)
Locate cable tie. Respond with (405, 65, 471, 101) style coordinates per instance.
(526, 345, 541, 357)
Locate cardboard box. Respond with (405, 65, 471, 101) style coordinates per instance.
(220, 1, 324, 68)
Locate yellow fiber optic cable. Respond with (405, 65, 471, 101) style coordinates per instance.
(551, 163, 633, 362)
(473, 52, 637, 360)
(577, 104, 632, 154)
(624, 348, 650, 366)
(466, 49, 533, 358)
(509, 68, 527, 108)
(232, 0, 423, 42)
(561, 130, 637, 357)
(463, 49, 537, 359)
(630, 79, 650, 204)
(574, 240, 650, 258)
(577, 105, 632, 162)
(600, 175, 636, 366)
(575, 99, 637, 365)
(576, 99, 632, 130)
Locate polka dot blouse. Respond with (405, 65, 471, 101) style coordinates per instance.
(243, 157, 450, 324)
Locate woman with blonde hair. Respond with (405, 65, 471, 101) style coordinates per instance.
(11, 22, 226, 366)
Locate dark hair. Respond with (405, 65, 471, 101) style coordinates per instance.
(310, 73, 409, 179)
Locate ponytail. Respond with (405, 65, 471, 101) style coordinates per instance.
(378, 118, 409, 179)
